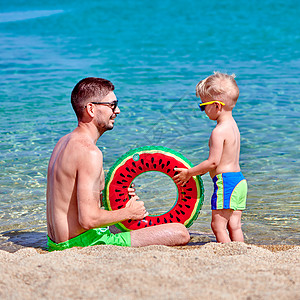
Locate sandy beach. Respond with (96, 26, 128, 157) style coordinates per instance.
(1, 232, 299, 300)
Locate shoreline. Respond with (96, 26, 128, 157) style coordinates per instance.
(1, 242, 299, 299)
(0, 229, 299, 253)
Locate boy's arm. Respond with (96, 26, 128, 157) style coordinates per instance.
(173, 128, 225, 186)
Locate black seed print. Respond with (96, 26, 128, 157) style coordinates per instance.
(131, 169, 136, 173)
(164, 218, 167, 223)
(122, 179, 127, 183)
(149, 220, 152, 226)
(185, 204, 191, 208)
(159, 159, 162, 164)
(141, 159, 144, 164)
(151, 157, 154, 164)
(137, 221, 141, 226)
(186, 196, 191, 199)
(182, 198, 187, 202)
(119, 193, 124, 196)
(132, 161, 136, 167)
(146, 163, 149, 168)
(166, 161, 170, 166)
(175, 210, 180, 215)
(115, 189, 121, 192)
(120, 173, 125, 177)
(187, 188, 193, 191)
(170, 213, 174, 218)
(176, 217, 180, 222)
(180, 210, 185, 215)
(167, 169, 171, 173)
(157, 217, 160, 223)
(117, 205, 123, 209)
(115, 199, 121, 202)
(127, 174, 132, 178)
(178, 204, 182, 208)
(126, 167, 130, 172)
(139, 166, 143, 171)
(117, 181, 122, 184)
(128, 219, 132, 223)
(161, 164, 165, 168)
(153, 164, 156, 168)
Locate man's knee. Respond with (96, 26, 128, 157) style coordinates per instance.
(173, 223, 190, 244)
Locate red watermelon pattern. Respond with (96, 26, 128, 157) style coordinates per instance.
(103, 146, 204, 231)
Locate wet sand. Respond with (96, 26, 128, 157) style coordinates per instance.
(0, 232, 299, 300)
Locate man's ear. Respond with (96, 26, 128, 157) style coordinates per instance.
(85, 103, 95, 117)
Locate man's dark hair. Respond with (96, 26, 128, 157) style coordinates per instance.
(71, 77, 115, 119)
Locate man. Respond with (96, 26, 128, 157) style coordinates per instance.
(46, 77, 190, 251)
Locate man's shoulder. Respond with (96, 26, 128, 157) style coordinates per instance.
(72, 135, 101, 155)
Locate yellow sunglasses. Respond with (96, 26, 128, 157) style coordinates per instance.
(199, 101, 225, 111)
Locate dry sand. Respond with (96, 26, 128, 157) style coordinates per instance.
(1, 240, 299, 300)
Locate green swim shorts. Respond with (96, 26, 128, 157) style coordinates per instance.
(211, 172, 247, 210)
(47, 227, 131, 251)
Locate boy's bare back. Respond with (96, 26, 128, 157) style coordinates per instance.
(208, 117, 241, 178)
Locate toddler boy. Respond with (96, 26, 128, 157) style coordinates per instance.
(174, 72, 247, 243)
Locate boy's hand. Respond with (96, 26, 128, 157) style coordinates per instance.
(173, 168, 191, 186)
(125, 195, 149, 220)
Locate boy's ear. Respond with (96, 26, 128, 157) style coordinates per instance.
(215, 102, 222, 111)
(218, 102, 225, 111)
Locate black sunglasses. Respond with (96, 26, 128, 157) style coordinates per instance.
(90, 100, 118, 112)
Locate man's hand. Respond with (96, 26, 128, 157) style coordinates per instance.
(125, 196, 149, 220)
(128, 183, 136, 198)
(173, 168, 191, 186)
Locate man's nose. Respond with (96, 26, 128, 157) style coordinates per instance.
(115, 105, 120, 114)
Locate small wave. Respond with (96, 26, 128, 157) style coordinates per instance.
(0, 10, 64, 23)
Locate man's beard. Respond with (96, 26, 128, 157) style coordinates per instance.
(96, 117, 114, 133)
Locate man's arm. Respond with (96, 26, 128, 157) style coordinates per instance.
(77, 148, 147, 230)
(173, 127, 225, 185)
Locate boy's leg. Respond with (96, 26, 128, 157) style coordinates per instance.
(227, 210, 244, 242)
(211, 209, 233, 243)
(130, 223, 190, 247)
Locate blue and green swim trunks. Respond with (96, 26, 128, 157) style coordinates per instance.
(211, 172, 247, 211)
(47, 227, 131, 251)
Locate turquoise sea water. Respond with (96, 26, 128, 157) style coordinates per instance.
(0, 0, 299, 251)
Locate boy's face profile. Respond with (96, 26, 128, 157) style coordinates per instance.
(199, 99, 225, 111)
(199, 98, 225, 120)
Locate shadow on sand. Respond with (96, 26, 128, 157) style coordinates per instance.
(0, 230, 47, 253)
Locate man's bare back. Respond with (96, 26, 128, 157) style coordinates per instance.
(47, 130, 103, 243)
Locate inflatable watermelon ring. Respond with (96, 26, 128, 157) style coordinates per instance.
(103, 146, 204, 231)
